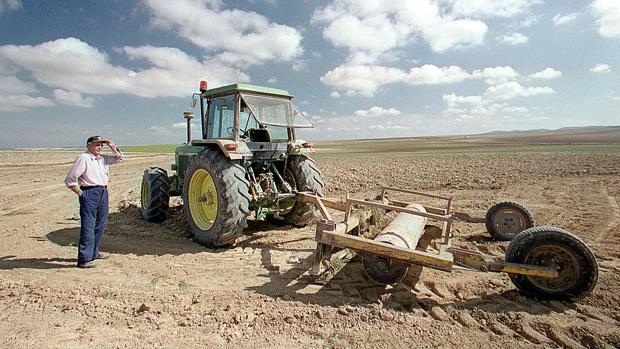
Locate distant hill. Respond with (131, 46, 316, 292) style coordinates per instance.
(480, 125, 619, 136)
(315, 126, 620, 154)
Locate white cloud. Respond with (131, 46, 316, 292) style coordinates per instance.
(312, 0, 488, 58)
(0, 0, 21, 13)
(552, 13, 579, 26)
(320, 64, 406, 96)
(368, 124, 410, 130)
(529, 67, 562, 80)
(313, 0, 549, 100)
(53, 89, 94, 108)
(442, 82, 545, 121)
(419, 17, 487, 52)
(292, 60, 309, 72)
(0, 38, 248, 100)
(0, 75, 36, 95)
(475, 66, 520, 85)
(449, 0, 542, 18)
(458, 114, 474, 119)
(318, 13, 405, 59)
(590, 63, 611, 74)
(520, 15, 539, 27)
(354, 106, 402, 117)
(591, 0, 620, 38)
(443, 93, 483, 107)
(322, 63, 520, 96)
(503, 106, 528, 113)
(142, 0, 302, 66)
(267, 76, 277, 84)
(172, 121, 198, 129)
(499, 32, 529, 45)
(0, 94, 54, 112)
(485, 81, 554, 100)
(330, 91, 341, 99)
(0, 74, 53, 112)
(406, 65, 472, 85)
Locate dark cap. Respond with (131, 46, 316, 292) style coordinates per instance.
(86, 135, 109, 144)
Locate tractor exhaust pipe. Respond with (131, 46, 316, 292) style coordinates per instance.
(183, 112, 194, 144)
(363, 204, 427, 284)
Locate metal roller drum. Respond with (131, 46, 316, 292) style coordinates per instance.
(363, 204, 427, 284)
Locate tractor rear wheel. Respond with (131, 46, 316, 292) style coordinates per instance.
(281, 155, 324, 226)
(140, 167, 170, 222)
(183, 149, 250, 248)
(485, 201, 534, 241)
(505, 226, 598, 301)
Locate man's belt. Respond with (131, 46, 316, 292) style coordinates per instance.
(80, 185, 107, 190)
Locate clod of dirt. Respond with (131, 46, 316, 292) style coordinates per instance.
(337, 306, 350, 315)
(136, 303, 150, 313)
(379, 310, 395, 321)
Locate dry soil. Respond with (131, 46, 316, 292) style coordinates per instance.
(1, 128, 619, 348)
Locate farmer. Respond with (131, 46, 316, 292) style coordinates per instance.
(64, 136, 124, 268)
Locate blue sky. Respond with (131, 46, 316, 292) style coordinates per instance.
(0, 0, 618, 147)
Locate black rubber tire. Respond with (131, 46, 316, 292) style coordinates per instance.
(485, 201, 534, 241)
(140, 167, 170, 222)
(182, 149, 251, 248)
(505, 226, 598, 301)
(281, 155, 324, 227)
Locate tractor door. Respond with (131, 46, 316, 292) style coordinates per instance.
(206, 95, 234, 139)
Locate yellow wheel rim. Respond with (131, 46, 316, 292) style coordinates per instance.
(188, 169, 218, 230)
(279, 168, 296, 215)
(140, 178, 148, 208)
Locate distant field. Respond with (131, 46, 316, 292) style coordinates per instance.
(123, 144, 181, 153)
(122, 126, 620, 155)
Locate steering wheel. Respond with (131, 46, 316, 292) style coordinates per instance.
(227, 127, 249, 138)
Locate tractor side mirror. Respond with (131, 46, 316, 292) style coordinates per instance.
(191, 96, 197, 109)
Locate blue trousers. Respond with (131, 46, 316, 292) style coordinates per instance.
(78, 187, 109, 263)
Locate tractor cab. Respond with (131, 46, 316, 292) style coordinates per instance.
(191, 82, 314, 160)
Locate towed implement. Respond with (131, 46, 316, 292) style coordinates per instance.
(301, 187, 598, 302)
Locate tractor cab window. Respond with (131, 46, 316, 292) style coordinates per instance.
(239, 103, 259, 133)
(240, 93, 313, 141)
(206, 96, 234, 139)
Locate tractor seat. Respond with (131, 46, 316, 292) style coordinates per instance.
(248, 128, 271, 142)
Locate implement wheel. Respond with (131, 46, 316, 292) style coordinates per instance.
(183, 149, 250, 248)
(505, 226, 598, 301)
(280, 155, 324, 226)
(140, 167, 170, 222)
(485, 201, 534, 241)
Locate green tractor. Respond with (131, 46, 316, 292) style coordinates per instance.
(140, 81, 324, 247)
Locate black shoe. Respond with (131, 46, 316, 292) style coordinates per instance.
(95, 253, 110, 260)
(77, 261, 96, 268)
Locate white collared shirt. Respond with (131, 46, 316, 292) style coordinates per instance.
(64, 151, 124, 188)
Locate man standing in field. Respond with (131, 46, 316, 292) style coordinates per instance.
(64, 136, 124, 268)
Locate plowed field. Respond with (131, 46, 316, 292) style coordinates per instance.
(1, 128, 619, 348)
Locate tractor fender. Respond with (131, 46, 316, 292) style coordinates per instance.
(288, 139, 314, 156)
(189, 139, 251, 160)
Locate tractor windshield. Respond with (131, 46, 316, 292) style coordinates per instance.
(240, 94, 313, 129)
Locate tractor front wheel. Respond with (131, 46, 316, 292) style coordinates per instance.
(505, 226, 598, 301)
(140, 167, 170, 222)
(281, 155, 324, 226)
(183, 149, 250, 248)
